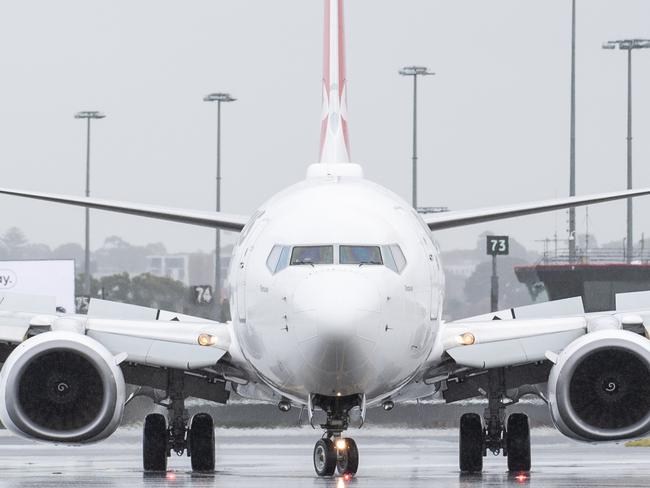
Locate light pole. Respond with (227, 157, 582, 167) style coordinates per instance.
(603, 39, 650, 263)
(568, 0, 577, 263)
(203, 93, 236, 310)
(399, 66, 435, 209)
(74, 111, 106, 298)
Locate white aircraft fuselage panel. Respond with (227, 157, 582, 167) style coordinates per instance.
(227, 171, 444, 403)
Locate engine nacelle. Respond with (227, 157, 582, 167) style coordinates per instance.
(548, 329, 650, 442)
(0, 331, 126, 444)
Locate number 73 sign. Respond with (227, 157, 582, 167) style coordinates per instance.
(486, 235, 509, 256)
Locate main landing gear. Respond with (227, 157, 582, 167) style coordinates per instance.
(459, 369, 531, 474)
(311, 395, 360, 478)
(142, 371, 216, 472)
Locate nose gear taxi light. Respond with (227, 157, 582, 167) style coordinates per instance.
(335, 438, 347, 450)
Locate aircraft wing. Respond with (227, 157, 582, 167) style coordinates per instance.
(440, 315, 588, 370)
(438, 295, 650, 370)
(0, 309, 232, 371)
(0, 297, 253, 385)
(427, 294, 650, 407)
(424, 187, 650, 231)
(0, 187, 249, 232)
(0, 301, 259, 396)
(0, 298, 265, 448)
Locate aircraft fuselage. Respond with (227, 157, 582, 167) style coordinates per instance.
(228, 164, 445, 405)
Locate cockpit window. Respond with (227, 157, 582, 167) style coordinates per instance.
(266, 245, 291, 274)
(383, 244, 407, 273)
(340, 246, 383, 265)
(390, 244, 407, 272)
(266, 245, 282, 273)
(291, 246, 334, 265)
(272, 244, 404, 271)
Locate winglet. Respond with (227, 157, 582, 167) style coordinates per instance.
(319, 0, 351, 164)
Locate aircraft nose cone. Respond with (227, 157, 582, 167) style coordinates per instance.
(292, 270, 382, 394)
(293, 270, 381, 340)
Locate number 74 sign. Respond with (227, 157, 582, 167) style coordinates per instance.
(486, 236, 509, 256)
(192, 285, 214, 305)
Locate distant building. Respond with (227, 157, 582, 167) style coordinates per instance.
(147, 255, 189, 285)
(441, 250, 481, 278)
(187, 253, 213, 287)
(444, 263, 478, 278)
(146, 247, 232, 293)
(516, 242, 650, 312)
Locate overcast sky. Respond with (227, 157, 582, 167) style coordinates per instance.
(0, 0, 649, 255)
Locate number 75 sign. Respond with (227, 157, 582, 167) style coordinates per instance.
(486, 236, 509, 256)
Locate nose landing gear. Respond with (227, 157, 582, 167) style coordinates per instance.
(335, 437, 359, 476)
(313, 436, 360, 477)
(313, 438, 336, 476)
(311, 394, 361, 478)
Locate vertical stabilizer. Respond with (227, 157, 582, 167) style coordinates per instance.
(319, 0, 351, 164)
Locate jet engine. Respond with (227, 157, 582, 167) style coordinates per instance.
(548, 329, 650, 442)
(0, 331, 126, 444)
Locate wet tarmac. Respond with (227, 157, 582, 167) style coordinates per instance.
(0, 427, 646, 487)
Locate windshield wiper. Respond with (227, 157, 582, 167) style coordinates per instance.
(293, 260, 315, 267)
(359, 261, 382, 267)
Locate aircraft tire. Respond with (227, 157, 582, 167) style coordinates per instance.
(313, 438, 337, 476)
(506, 413, 531, 472)
(143, 413, 168, 472)
(336, 438, 359, 477)
(459, 413, 484, 473)
(189, 413, 215, 472)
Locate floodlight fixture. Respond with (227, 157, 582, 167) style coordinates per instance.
(74, 110, 106, 297)
(602, 38, 650, 262)
(204, 92, 237, 311)
(399, 66, 435, 77)
(399, 66, 435, 209)
(602, 39, 650, 50)
(203, 93, 237, 103)
(74, 111, 106, 120)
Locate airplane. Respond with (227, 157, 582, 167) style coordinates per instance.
(1, 0, 650, 478)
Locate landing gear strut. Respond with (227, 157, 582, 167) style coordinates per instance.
(311, 395, 361, 478)
(458, 369, 531, 473)
(142, 370, 216, 472)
